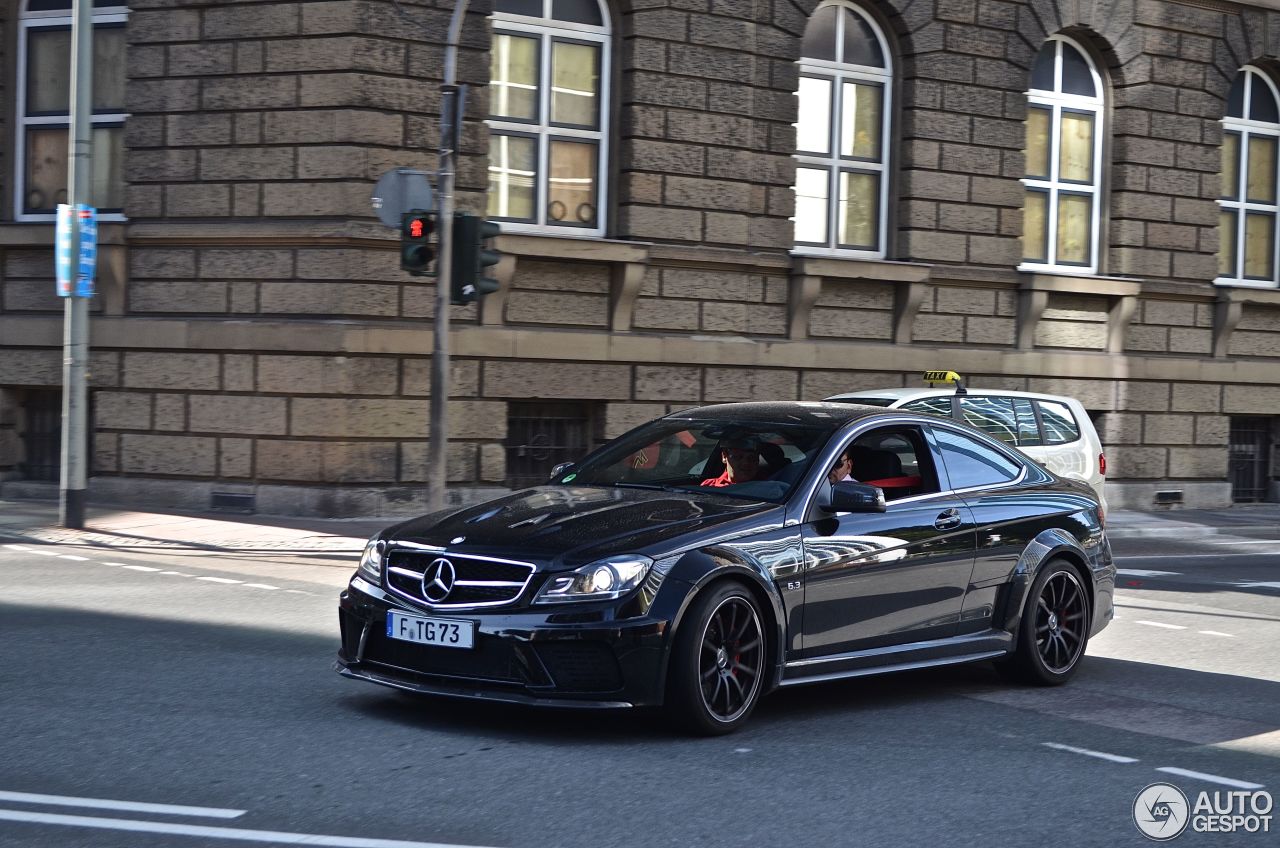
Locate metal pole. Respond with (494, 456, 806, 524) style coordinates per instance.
(59, 0, 93, 529)
(427, 0, 470, 514)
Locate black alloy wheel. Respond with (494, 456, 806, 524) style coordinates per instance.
(667, 582, 766, 734)
(998, 559, 1091, 685)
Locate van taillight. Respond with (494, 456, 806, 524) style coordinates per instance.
(1099, 452, 1106, 476)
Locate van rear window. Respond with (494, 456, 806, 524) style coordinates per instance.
(1037, 400, 1081, 444)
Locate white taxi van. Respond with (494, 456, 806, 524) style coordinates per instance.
(826, 372, 1107, 512)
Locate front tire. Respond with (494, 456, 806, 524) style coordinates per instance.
(999, 559, 1091, 685)
(666, 582, 766, 735)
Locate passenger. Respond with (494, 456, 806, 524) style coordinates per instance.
(701, 437, 766, 487)
(828, 449, 855, 485)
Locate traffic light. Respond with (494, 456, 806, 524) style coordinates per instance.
(400, 209, 435, 276)
(450, 213, 503, 304)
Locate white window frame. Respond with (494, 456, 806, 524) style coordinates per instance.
(487, 0, 610, 238)
(792, 1, 892, 259)
(16, 1, 129, 223)
(1018, 34, 1105, 276)
(1216, 66, 1280, 289)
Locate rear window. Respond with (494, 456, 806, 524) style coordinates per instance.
(1037, 400, 1081, 444)
(958, 396, 1046, 448)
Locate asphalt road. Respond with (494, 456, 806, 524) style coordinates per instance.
(1, 528, 1277, 848)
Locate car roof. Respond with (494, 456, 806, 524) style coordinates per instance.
(826, 387, 1085, 405)
(665, 401, 902, 427)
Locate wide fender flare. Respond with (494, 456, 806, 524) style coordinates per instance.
(999, 528, 1095, 638)
(652, 547, 788, 697)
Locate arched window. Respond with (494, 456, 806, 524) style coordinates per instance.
(16, 0, 128, 221)
(793, 2, 892, 257)
(487, 0, 610, 236)
(1219, 67, 1280, 287)
(1021, 36, 1105, 273)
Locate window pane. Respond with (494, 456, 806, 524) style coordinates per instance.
(841, 9, 884, 68)
(1025, 106, 1051, 179)
(1030, 42, 1055, 91)
(1056, 193, 1091, 265)
(547, 139, 597, 227)
(1227, 72, 1246, 119)
(838, 170, 878, 249)
(840, 81, 881, 160)
(93, 25, 126, 112)
(25, 127, 69, 213)
(1012, 399, 1042, 446)
(1037, 401, 1080, 445)
(1058, 111, 1094, 183)
(801, 5, 838, 62)
(1060, 42, 1096, 97)
(1220, 209, 1237, 278)
(794, 167, 829, 244)
(796, 76, 831, 154)
(490, 34, 539, 122)
(551, 0, 602, 26)
(1246, 135, 1277, 204)
(494, 0, 541, 15)
(92, 125, 124, 209)
(901, 398, 952, 417)
(935, 428, 1022, 488)
(1023, 190, 1048, 262)
(959, 397, 1018, 446)
(1222, 132, 1240, 200)
(551, 41, 600, 127)
(1250, 74, 1280, 123)
(1244, 212, 1275, 279)
(487, 134, 537, 221)
(27, 27, 71, 114)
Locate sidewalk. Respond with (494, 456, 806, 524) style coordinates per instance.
(3, 496, 1277, 554)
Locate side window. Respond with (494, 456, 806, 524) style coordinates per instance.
(1012, 398, 1043, 446)
(900, 397, 952, 417)
(1037, 400, 1081, 444)
(933, 427, 1023, 489)
(844, 426, 939, 501)
(958, 396, 1017, 445)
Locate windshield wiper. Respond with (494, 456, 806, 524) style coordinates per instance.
(611, 482, 691, 493)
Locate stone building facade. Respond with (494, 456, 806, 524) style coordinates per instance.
(1, 0, 1279, 515)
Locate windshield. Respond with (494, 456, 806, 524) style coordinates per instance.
(552, 418, 837, 503)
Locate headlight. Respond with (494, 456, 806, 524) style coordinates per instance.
(533, 555, 653, 604)
(356, 536, 385, 583)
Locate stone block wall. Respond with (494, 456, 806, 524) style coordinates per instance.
(914, 285, 1018, 346)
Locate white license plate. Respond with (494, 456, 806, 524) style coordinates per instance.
(386, 611, 475, 649)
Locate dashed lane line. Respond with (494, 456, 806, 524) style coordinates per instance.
(123, 565, 162, 572)
(242, 583, 280, 591)
(1042, 742, 1139, 763)
(158, 571, 194, 577)
(196, 576, 243, 585)
(1155, 767, 1266, 790)
(0, 808, 500, 848)
(0, 790, 244, 819)
(57, 555, 89, 561)
(1135, 620, 1187, 630)
(1116, 569, 1182, 577)
(17, 545, 316, 592)
(1199, 630, 1237, 638)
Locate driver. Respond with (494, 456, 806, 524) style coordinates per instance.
(701, 436, 767, 487)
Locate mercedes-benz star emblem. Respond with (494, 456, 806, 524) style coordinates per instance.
(421, 558, 456, 604)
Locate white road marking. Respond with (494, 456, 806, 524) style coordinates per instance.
(1135, 620, 1186, 630)
(1199, 630, 1237, 638)
(101, 562, 127, 567)
(242, 583, 279, 591)
(1116, 569, 1181, 578)
(0, 790, 244, 819)
(57, 555, 89, 561)
(1155, 767, 1265, 790)
(283, 589, 311, 595)
(3, 544, 32, 551)
(159, 571, 193, 577)
(733, 748, 752, 754)
(197, 576, 242, 584)
(1042, 742, 1139, 763)
(1236, 581, 1280, 590)
(123, 565, 161, 573)
(31, 549, 59, 556)
(1208, 539, 1280, 545)
(0, 808, 499, 848)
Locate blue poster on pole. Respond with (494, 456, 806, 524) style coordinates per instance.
(55, 204, 73, 298)
(76, 204, 97, 298)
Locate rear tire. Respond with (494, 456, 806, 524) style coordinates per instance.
(998, 559, 1091, 686)
(665, 582, 766, 735)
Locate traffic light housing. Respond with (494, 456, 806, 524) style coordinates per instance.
(451, 213, 503, 305)
(400, 210, 435, 276)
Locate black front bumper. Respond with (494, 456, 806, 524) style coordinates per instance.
(336, 578, 671, 708)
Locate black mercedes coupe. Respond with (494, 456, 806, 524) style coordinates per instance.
(336, 402, 1114, 734)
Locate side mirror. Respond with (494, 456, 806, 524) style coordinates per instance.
(549, 461, 575, 481)
(819, 481, 886, 513)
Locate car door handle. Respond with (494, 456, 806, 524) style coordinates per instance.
(933, 509, 962, 531)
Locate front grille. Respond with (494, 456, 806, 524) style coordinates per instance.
(533, 642, 624, 693)
(385, 550, 535, 609)
(361, 627, 546, 685)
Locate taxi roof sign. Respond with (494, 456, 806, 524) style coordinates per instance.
(923, 370, 967, 394)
